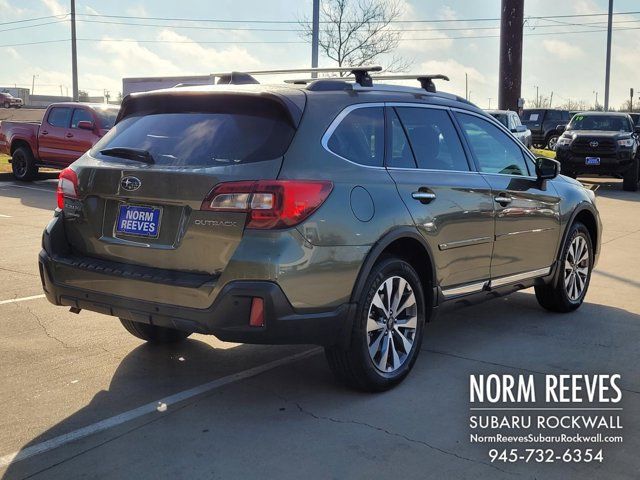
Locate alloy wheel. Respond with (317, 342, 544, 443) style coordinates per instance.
(367, 275, 418, 373)
(564, 235, 589, 301)
(13, 154, 27, 178)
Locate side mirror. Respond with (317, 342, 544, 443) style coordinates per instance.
(535, 157, 560, 180)
(556, 124, 566, 133)
(77, 120, 94, 131)
(515, 125, 527, 133)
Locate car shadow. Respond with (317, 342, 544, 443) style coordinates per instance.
(0, 173, 58, 212)
(579, 176, 640, 203)
(3, 292, 639, 479)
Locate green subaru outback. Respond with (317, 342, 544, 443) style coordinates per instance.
(39, 68, 601, 391)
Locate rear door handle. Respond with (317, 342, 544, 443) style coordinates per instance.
(494, 195, 513, 205)
(41, 131, 48, 135)
(65, 133, 74, 138)
(411, 191, 436, 204)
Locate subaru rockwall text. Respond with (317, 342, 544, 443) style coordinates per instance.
(555, 111, 640, 191)
(39, 69, 601, 391)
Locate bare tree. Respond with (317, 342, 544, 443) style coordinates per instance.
(559, 99, 590, 112)
(299, 0, 411, 73)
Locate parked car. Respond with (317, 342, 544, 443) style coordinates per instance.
(520, 108, 571, 150)
(486, 109, 532, 148)
(0, 102, 119, 181)
(39, 73, 601, 391)
(0, 92, 23, 109)
(555, 111, 640, 191)
(628, 112, 639, 126)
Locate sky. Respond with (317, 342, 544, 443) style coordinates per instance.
(0, 0, 638, 109)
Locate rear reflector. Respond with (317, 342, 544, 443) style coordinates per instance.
(56, 168, 79, 209)
(249, 297, 265, 328)
(201, 180, 333, 229)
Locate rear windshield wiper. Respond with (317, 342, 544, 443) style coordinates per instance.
(100, 147, 155, 164)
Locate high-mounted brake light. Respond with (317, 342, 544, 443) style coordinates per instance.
(201, 180, 333, 229)
(56, 168, 79, 209)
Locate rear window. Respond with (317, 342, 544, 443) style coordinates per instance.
(92, 110, 295, 166)
(522, 110, 543, 123)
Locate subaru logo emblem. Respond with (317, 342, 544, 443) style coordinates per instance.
(589, 140, 599, 148)
(120, 176, 141, 191)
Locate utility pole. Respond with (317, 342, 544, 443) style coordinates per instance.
(310, 0, 320, 79)
(534, 85, 539, 107)
(498, 0, 524, 111)
(594, 90, 598, 108)
(604, 0, 613, 111)
(465, 72, 468, 100)
(31, 74, 37, 95)
(631, 88, 635, 112)
(549, 91, 553, 108)
(71, 0, 79, 102)
(488, 98, 492, 109)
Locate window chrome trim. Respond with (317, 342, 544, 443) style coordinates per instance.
(321, 102, 386, 170)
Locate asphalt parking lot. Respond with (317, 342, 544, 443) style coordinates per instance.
(0, 173, 638, 479)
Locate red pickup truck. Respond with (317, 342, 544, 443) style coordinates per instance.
(0, 102, 119, 181)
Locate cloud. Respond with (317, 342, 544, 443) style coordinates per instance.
(41, 0, 67, 16)
(419, 59, 486, 98)
(5, 48, 20, 60)
(126, 5, 148, 17)
(97, 37, 181, 77)
(542, 39, 585, 59)
(156, 30, 262, 72)
(395, 0, 453, 53)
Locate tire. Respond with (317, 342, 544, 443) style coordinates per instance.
(119, 318, 191, 343)
(3, 102, 9, 108)
(535, 222, 593, 313)
(622, 157, 639, 192)
(546, 134, 559, 151)
(11, 146, 38, 181)
(325, 257, 428, 392)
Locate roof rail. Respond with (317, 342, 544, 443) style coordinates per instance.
(213, 66, 382, 87)
(370, 75, 450, 93)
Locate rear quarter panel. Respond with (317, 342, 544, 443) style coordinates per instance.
(0, 121, 40, 157)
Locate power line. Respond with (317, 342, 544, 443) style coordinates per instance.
(74, 11, 640, 25)
(0, 14, 68, 26)
(3, 23, 640, 49)
(0, 20, 68, 34)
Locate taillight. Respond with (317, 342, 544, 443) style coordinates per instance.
(56, 168, 78, 209)
(201, 180, 333, 229)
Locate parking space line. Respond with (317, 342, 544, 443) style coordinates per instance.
(0, 184, 55, 193)
(0, 213, 11, 218)
(0, 294, 46, 305)
(0, 347, 321, 467)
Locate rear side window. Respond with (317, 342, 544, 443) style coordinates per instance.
(92, 110, 295, 166)
(327, 107, 384, 167)
(47, 108, 71, 128)
(71, 109, 93, 128)
(396, 107, 469, 171)
(456, 113, 530, 176)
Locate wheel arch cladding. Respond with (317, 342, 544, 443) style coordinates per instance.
(574, 209, 598, 256)
(350, 228, 436, 309)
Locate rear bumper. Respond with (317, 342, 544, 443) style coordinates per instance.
(555, 149, 635, 175)
(39, 249, 355, 346)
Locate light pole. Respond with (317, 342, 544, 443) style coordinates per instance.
(71, 0, 78, 101)
(488, 98, 492, 109)
(310, 0, 319, 78)
(31, 74, 38, 95)
(534, 85, 539, 107)
(604, 0, 613, 111)
(593, 90, 599, 109)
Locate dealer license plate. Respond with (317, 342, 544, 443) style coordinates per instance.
(116, 204, 161, 238)
(585, 157, 601, 166)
